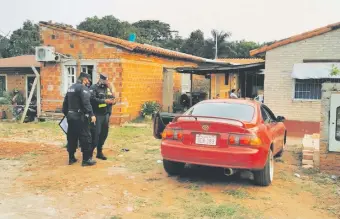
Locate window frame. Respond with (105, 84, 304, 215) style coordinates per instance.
(260, 104, 276, 124)
(0, 74, 7, 97)
(61, 60, 97, 96)
(293, 78, 340, 101)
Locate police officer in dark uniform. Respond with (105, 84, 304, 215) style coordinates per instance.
(90, 73, 115, 160)
(62, 72, 97, 166)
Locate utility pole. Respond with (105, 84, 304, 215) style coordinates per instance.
(214, 33, 218, 60)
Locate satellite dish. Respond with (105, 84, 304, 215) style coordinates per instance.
(128, 33, 136, 42)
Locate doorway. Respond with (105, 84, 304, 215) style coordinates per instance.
(26, 75, 36, 99)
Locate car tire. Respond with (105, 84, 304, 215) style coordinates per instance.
(153, 114, 164, 139)
(163, 159, 185, 176)
(253, 149, 274, 186)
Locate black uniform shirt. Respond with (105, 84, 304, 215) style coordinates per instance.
(62, 82, 94, 117)
(90, 84, 115, 115)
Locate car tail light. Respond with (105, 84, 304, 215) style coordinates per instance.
(162, 129, 183, 140)
(228, 134, 262, 146)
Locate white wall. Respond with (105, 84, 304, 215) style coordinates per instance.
(264, 29, 340, 122)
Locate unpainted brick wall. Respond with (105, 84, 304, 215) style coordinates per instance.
(6, 74, 26, 94)
(264, 29, 340, 122)
(120, 52, 196, 121)
(40, 26, 200, 124)
(319, 83, 340, 175)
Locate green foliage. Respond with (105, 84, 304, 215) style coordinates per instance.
(2, 20, 40, 58)
(0, 92, 11, 104)
(132, 20, 173, 44)
(141, 101, 161, 117)
(330, 64, 340, 76)
(180, 30, 206, 57)
(3, 16, 270, 60)
(0, 35, 9, 58)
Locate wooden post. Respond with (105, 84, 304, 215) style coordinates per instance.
(20, 75, 38, 123)
(31, 66, 41, 118)
(189, 73, 193, 107)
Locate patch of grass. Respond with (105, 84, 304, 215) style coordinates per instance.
(145, 148, 160, 154)
(152, 212, 175, 219)
(223, 189, 252, 199)
(130, 116, 147, 123)
(126, 158, 155, 173)
(277, 171, 293, 182)
(110, 216, 122, 219)
(186, 203, 260, 219)
(186, 184, 201, 191)
(188, 191, 213, 204)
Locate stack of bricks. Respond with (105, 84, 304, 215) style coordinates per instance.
(302, 133, 320, 169)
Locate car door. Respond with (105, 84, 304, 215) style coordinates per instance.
(262, 105, 285, 154)
(260, 105, 279, 154)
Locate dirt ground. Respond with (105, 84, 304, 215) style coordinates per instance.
(0, 121, 339, 219)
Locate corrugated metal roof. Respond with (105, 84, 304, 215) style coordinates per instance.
(0, 55, 40, 68)
(217, 58, 265, 65)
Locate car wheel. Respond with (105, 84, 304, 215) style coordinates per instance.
(163, 159, 185, 176)
(253, 149, 274, 186)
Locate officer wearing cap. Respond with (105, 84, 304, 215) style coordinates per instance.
(89, 73, 115, 160)
(62, 72, 97, 166)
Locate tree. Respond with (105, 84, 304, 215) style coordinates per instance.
(161, 35, 185, 52)
(204, 29, 232, 59)
(77, 16, 129, 39)
(3, 20, 40, 58)
(132, 20, 173, 45)
(181, 30, 205, 57)
(0, 35, 9, 58)
(225, 40, 261, 58)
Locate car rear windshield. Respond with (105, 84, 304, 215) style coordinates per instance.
(183, 102, 255, 122)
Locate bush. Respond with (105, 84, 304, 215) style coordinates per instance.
(141, 101, 161, 117)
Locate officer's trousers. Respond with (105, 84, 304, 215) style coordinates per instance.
(67, 113, 92, 160)
(91, 113, 110, 152)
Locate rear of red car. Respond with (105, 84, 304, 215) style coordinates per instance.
(161, 100, 270, 171)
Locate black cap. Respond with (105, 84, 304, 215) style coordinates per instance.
(100, 73, 108, 80)
(79, 72, 91, 82)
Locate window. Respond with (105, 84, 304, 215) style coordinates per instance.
(260, 105, 276, 123)
(294, 79, 340, 100)
(66, 66, 77, 89)
(184, 102, 255, 122)
(224, 73, 229, 85)
(0, 75, 6, 97)
(81, 65, 94, 86)
(336, 107, 340, 141)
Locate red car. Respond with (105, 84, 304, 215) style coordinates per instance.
(154, 99, 286, 186)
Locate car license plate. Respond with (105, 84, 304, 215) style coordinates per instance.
(195, 134, 217, 146)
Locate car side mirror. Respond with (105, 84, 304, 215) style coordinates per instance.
(276, 116, 285, 122)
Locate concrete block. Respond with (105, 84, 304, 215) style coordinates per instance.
(303, 154, 314, 160)
(302, 159, 314, 165)
(302, 165, 314, 169)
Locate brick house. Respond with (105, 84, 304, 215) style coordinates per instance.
(39, 22, 207, 124)
(0, 55, 39, 100)
(250, 22, 340, 137)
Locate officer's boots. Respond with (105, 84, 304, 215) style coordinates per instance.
(82, 152, 97, 166)
(68, 153, 78, 165)
(96, 149, 107, 160)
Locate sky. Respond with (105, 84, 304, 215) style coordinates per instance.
(1, 0, 340, 43)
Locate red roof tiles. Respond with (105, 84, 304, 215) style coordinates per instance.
(39, 21, 206, 63)
(250, 22, 340, 56)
